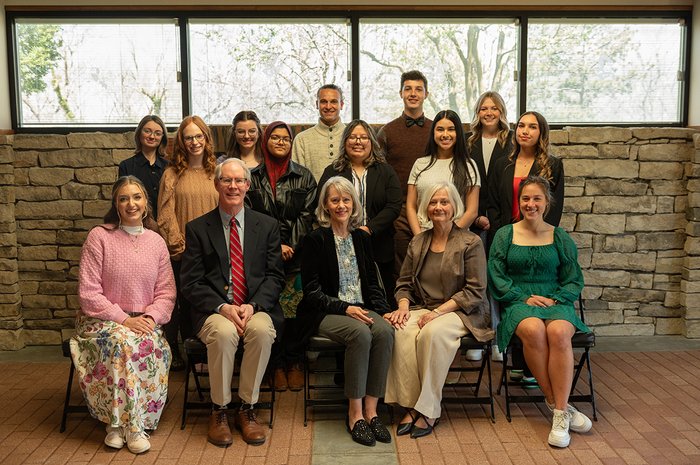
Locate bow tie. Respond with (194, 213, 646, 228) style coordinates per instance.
(405, 116, 425, 128)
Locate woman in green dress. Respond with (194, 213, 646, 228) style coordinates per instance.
(487, 175, 592, 449)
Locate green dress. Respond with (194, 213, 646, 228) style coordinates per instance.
(488, 224, 590, 351)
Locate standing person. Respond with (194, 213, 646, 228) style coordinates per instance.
(119, 115, 169, 220)
(377, 70, 433, 275)
(488, 176, 592, 448)
(292, 84, 346, 181)
(318, 120, 402, 307)
(217, 110, 263, 169)
(157, 115, 219, 370)
(71, 176, 176, 454)
(384, 182, 492, 439)
(406, 110, 480, 235)
(248, 121, 317, 392)
(181, 158, 285, 448)
(298, 176, 394, 447)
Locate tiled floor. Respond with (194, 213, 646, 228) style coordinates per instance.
(1, 338, 700, 464)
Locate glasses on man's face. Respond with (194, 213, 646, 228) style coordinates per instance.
(348, 135, 370, 144)
(236, 129, 258, 137)
(142, 128, 164, 138)
(269, 135, 292, 145)
(218, 177, 248, 187)
(184, 133, 205, 144)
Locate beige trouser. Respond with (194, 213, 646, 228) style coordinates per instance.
(197, 312, 276, 407)
(384, 309, 468, 419)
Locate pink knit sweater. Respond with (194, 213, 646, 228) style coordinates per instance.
(78, 225, 176, 325)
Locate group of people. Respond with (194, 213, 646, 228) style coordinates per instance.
(69, 69, 592, 454)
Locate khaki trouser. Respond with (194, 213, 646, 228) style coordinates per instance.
(197, 312, 276, 407)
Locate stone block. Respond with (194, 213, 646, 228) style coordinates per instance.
(559, 213, 576, 232)
(12, 168, 27, 186)
(684, 320, 700, 338)
(598, 144, 630, 159)
(637, 143, 693, 161)
(582, 269, 630, 287)
(679, 292, 700, 310)
(584, 179, 648, 196)
(655, 317, 683, 335)
(18, 260, 44, 271)
(582, 299, 608, 310)
(592, 235, 605, 253)
(17, 245, 56, 261)
(67, 132, 132, 149)
(601, 288, 665, 303)
(74, 219, 102, 230)
(18, 281, 36, 294)
(584, 309, 623, 325)
(549, 130, 568, 145)
(57, 246, 82, 261)
(15, 200, 83, 220)
(626, 213, 685, 232)
(566, 187, 584, 197)
(563, 197, 593, 213)
(18, 220, 73, 230)
(21, 294, 66, 309)
(74, 167, 118, 184)
(16, 229, 56, 245)
(0, 329, 24, 350)
(67, 295, 80, 309)
(639, 162, 684, 180)
(13, 151, 38, 168)
(61, 328, 76, 340)
(46, 261, 68, 271)
(0, 258, 18, 272)
(564, 159, 638, 179)
(13, 134, 68, 150)
(681, 280, 700, 294)
(594, 324, 654, 336)
(20, 270, 66, 282)
(555, 145, 598, 158)
(22, 309, 52, 319)
(38, 281, 68, 295)
(636, 232, 685, 250)
(24, 318, 74, 329)
(0, 204, 14, 223)
(83, 200, 111, 218)
(592, 196, 656, 214)
(27, 167, 74, 186)
(577, 214, 626, 234)
(685, 237, 700, 255)
(633, 128, 697, 140)
(581, 287, 602, 300)
(624, 315, 654, 324)
(113, 149, 134, 165)
(656, 256, 683, 274)
(0, 233, 17, 247)
(40, 149, 115, 168)
(14, 186, 60, 202)
(0, 301, 20, 317)
(0, 246, 18, 259)
(53, 309, 76, 318)
(569, 232, 593, 249)
(655, 196, 674, 213)
(650, 180, 687, 196)
(630, 273, 653, 289)
(60, 182, 100, 200)
(603, 235, 636, 253)
(675, 196, 687, 213)
(57, 230, 88, 245)
(639, 303, 682, 317)
(22, 329, 61, 345)
(687, 208, 700, 222)
(695, 133, 700, 148)
(0, 187, 14, 205)
(578, 248, 592, 268)
(688, 179, 700, 193)
(565, 176, 586, 187)
(567, 127, 632, 143)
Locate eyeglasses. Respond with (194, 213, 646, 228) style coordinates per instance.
(184, 133, 205, 144)
(218, 177, 248, 187)
(142, 128, 164, 138)
(236, 129, 258, 137)
(270, 135, 292, 144)
(347, 135, 370, 143)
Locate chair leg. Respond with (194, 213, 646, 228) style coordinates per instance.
(269, 383, 275, 428)
(502, 348, 512, 422)
(60, 363, 76, 433)
(303, 352, 309, 427)
(181, 359, 193, 430)
(584, 349, 598, 421)
(485, 346, 495, 423)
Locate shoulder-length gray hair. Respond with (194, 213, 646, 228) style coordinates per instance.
(417, 181, 465, 227)
(315, 176, 363, 230)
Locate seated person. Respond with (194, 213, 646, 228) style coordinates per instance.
(488, 175, 592, 448)
(384, 181, 492, 439)
(297, 176, 394, 447)
(180, 158, 285, 448)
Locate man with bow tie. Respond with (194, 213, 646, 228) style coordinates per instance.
(377, 70, 433, 276)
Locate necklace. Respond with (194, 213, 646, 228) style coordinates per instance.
(120, 225, 144, 251)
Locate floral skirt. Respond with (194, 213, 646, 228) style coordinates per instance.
(69, 315, 171, 432)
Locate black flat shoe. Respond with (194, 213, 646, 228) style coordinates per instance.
(396, 410, 418, 436)
(346, 417, 375, 447)
(410, 416, 439, 439)
(170, 353, 185, 372)
(369, 417, 391, 443)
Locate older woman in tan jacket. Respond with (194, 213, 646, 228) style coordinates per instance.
(384, 181, 493, 439)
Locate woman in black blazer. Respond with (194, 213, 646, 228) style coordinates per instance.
(318, 119, 402, 306)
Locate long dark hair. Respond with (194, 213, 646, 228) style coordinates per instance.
(224, 110, 263, 162)
(332, 119, 386, 171)
(103, 176, 158, 231)
(418, 109, 476, 197)
(134, 115, 168, 157)
(509, 111, 553, 181)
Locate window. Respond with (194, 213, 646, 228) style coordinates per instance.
(189, 19, 351, 125)
(14, 19, 182, 127)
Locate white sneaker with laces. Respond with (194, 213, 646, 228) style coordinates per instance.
(548, 409, 571, 448)
(104, 425, 125, 449)
(546, 400, 592, 433)
(126, 430, 151, 454)
(465, 349, 483, 361)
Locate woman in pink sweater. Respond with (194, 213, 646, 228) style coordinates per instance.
(70, 176, 176, 454)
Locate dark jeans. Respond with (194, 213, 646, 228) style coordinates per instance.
(164, 258, 195, 355)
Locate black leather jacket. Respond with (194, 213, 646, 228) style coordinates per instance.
(248, 160, 318, 273)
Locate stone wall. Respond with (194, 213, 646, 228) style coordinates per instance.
(0, 126, 697, 348)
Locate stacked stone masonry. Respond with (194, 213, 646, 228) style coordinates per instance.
(0, 127, 698, 348)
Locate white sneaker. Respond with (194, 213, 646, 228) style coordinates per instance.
(465, 349, 483, 361)
(546, 401, 592, 434)
(126, 430, 151, 454)
(491, 348, 503, 362)
(548, 409, 571, 448)
(104, 426, 125, 449)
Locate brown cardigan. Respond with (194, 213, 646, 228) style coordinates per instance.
(395, 224, 494, 342)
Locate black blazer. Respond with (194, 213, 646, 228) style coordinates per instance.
(468, 131, 514, 220)
(297, 227, 390, 337)
(180, 206, 285, 334)
(317, 162, 402, 264)
(486, 154, 564, 241)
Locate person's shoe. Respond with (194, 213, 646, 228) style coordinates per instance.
(548, 409, 571, 447)
(234, 408, 266, 445)
(207, 409, 233, 447)
(444, 371, 460, 385)
(125, 430, 151, 454)
(347, 417, 375, 446)
(287, 363, 304, 391)
(410, 415, 439, 439)
(491, 345, 503, 362)
(396, 410, 418, 436)
(368, 416, 391, 443)
(509, 369, 524, 381)
(465, 349, 483, 361)
(521, 376, 539, 389)
(104, 425, 125, 449)
(546, 401, 592, 434)
(170, 351, 185, 372)
(273, 367, 288, 392)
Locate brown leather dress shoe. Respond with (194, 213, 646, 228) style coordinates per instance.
(207, 410, 233, 447)
(273, 367, 288, 392)
(287, 363, 304, 391)
(234, 408, 266, 445)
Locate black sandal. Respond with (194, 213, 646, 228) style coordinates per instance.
(396, 409, 418, 436)
(410, 415, 439, 439)
(346, 417, 375, 447)
(369, 416, 391, 443)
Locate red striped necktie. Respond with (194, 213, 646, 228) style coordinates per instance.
(229, 217, 248, 305)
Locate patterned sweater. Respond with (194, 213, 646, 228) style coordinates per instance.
(292, 119, 346, 181)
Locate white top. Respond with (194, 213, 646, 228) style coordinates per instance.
(482, 137, 498, 175)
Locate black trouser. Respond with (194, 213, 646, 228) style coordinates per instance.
(164, 259, 194, 354)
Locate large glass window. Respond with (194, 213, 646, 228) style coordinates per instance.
(189, 19, 351, 125)
(359, 19, 519, 123)
(15, 19, 182, 127)
(527, 19, 685, 124)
